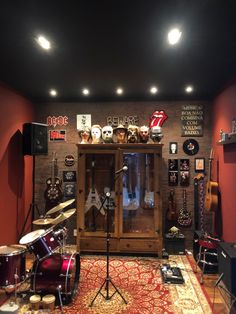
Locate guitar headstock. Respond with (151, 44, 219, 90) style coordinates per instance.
(194, 173, 204, 181)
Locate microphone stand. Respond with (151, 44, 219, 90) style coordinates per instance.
(90, 171, 127, 307)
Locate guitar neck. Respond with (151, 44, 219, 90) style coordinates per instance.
(145, 154, 150, 192)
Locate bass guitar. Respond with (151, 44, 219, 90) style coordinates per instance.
(123, 155, 139, 210)
(178, 189, 192, 227)
(166, 189, 178, 221)
(143, 154, 154, 209)
(205, 149, 219, 212)
(44, 152, 63, 202)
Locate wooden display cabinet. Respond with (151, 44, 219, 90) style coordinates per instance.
(76, 143, 163, 255)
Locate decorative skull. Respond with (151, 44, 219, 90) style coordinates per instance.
(102, 125, 113, 143)
(139, 125, 150, 143)
(127, 125, 139, 143)
(91, 124, 102, 144)
(150, 126, 163, 143)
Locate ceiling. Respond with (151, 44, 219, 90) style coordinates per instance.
(1, 0, 236, 103)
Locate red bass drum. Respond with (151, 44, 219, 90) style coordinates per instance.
(31, 252, 80, 304)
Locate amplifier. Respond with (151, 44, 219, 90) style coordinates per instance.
(218, 242, 236, 298)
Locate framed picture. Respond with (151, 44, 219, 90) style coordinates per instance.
(180, 159, 190, 171)
(64, 183, 76, 197)
(168, 159, 178, 171)
(194, 157, 205, 172)
(63, 170, 77, 182)
(232, 118, 236, 134)
(180, 171, 190, 186)
(168, 171, 178, 186)
(169, 142, 178, 154)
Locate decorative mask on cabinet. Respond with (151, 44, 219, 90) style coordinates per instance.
(113, 124, 127, 143)
(139, 125, 150, 143)
(127, 125, 139, 143)
(91, 125, 102, 144)
(78, 126, 91, 144)
(102, 125, 113, 143)
(150, 126, 163, 143)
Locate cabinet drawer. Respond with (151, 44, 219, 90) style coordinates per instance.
(120, 239, 158, 253)
(80, 237, 118, 252)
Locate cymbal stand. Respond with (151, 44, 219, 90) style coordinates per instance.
(90, 191, 127, 307)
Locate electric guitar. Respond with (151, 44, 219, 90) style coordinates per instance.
(166, 189, 178, 221)
(205, 149, 219, 212)
(178, 189, 192, 227)
(44, 152, 63, 202)
(85, 159, 104, 215)
(123, 155, 139, 210)
(143, 154, 154, 209)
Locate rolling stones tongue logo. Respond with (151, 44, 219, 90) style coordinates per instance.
(149, 110, 168, 128)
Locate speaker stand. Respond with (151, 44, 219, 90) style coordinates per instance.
(18, 155, 41, 241)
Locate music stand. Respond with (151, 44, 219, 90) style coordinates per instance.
(18, 155, 41, 241)
(90, 191, 127, 306)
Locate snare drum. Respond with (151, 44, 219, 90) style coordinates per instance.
(0, 244, 26, 288)
(31, 252, 80, 305)
(20, 228, 60, 261)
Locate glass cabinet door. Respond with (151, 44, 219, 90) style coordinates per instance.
(122, 152, 155, 234)
(84, 153, 116, 233)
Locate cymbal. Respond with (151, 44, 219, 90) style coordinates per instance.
(46, 199, 75, 215)
(52, 208, 76, 225)
(33, 218, 55, 225)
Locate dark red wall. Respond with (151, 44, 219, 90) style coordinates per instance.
(0, 84, 35, 245)
(212, 84, 236, 242)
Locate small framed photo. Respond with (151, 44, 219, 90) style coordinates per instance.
(180, 171, 190, 186)
(168, 159, 178, 171)
(169, 142, 178, 154)
(194, 157, 205, 172)
(63, 170, 77, 182)
(168, 171, 178, 186)
(180, 159, 190, 171)
(64, 183, 76, 197)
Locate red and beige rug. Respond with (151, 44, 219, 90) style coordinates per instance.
(61, 255, 212, 314)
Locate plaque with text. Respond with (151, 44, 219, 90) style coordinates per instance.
(181, 105, 204, 136)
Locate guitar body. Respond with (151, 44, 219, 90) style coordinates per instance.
(178, 189, 192, 227)
(205, 180, 219, 212)
(44, 176, 63, 202)
(205, 149, 219, 212)
(166, 189, 178, 221)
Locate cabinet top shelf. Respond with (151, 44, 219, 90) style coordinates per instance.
(77, 143, 163, 150)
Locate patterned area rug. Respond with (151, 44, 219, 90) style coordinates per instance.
(61, 255, 212, 314)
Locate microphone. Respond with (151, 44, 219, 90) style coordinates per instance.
(215, 272, 224, 287)
(115, 165, 128, 175)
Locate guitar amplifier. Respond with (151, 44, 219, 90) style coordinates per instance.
(164, 234, 185, 255)
(218, 242, 236, 298)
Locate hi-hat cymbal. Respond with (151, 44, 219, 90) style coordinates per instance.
(52, 208, 76, 225)
(33, 218, 55, 225)
(46, 199, 75, 215)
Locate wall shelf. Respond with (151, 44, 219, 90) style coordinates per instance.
(218, 133, 236, 145)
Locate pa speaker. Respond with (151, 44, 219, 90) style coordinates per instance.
(218, 242, 236, 297)
(23, 122, 48, 155)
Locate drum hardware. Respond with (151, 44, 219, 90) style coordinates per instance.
(57, 285, 65, 314)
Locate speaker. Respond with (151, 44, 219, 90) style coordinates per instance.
(23, 122, 48, 155)
(218, 242, 236, 297)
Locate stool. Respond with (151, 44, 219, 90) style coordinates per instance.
(29, 294, 41, 311)
(194, 239, 218, 284)
(42, 294, 56, 312)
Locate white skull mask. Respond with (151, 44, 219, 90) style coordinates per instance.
(102, 125, 113, 143)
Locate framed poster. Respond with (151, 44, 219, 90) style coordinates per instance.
(194, 158, 205, 172)
(64, 183, 76, 197)
(63, 171, 77, 182)
(180, 159, 190, 171)
(180, 171, 190, 186)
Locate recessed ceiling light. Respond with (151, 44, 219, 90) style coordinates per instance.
(82, 88, 90, 96)
(185, 85, 194, 93)
(36, 35, 51, 50)
(116, 87, 123, 95)
(168, 28, 182, 45)
(49, 89, 57, 97)
(150, 86, 158, 94)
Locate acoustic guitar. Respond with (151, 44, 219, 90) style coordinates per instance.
(166, 189, 178, 221)
(178, 189, 192, 227)
(205, 149, 219, 212)
(44, 152, 63, 202)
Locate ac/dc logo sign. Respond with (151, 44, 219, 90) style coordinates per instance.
(47, 116, 68, 128)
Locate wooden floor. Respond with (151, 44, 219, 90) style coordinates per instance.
(0, 252, 230, 313)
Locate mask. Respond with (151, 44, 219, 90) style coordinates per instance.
(102, 125, 113, 143)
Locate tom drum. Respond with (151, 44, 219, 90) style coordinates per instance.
(0, 244, 26, 288)
(19, 228, 60, 261)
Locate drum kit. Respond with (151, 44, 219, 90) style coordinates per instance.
(0, 199, 80, 308)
